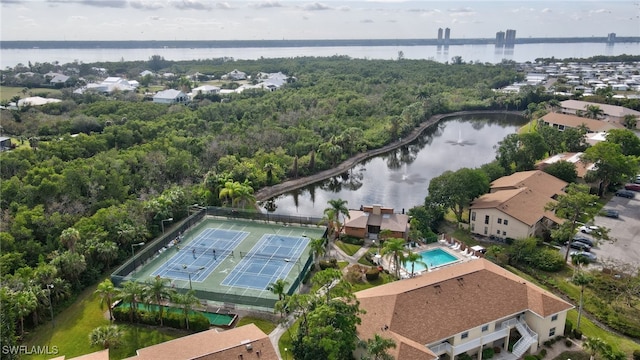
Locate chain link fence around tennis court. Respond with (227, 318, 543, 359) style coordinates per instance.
(111, 207, 325, 307)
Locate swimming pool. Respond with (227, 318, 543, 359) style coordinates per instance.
(406, 248, 459, 273)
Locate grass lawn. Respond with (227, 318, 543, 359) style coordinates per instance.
(22, 281, 182, 360)
(350, 272, 394, 292)
(335, 241, 361, 256)
(236, 316, 277, 335)
(519, 119, 538, 134)
(0, 86, 62, 101)
(278, 318, 300, 360)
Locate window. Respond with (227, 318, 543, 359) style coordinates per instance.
(549, 327, 556, 337)
(497, 230, 501, 235)
(471, 224, 475, 231)
(503, 231, 507, 237)
(484, 215, 490, 225)
(484, 227, 488, 235)
(461, 332, 469, 339)
(471, 212, 476, 221)
(504, 220, 509, 225)
(497, 218, 502, 224)
(551, 314, 558, 321)
(481, 325, 489, 332)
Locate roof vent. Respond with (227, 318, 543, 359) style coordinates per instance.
(246, 344, 253, 351)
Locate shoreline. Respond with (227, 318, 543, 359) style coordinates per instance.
(254, 110, 523, 202)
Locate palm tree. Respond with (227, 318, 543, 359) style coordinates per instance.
(358, 334, 397, 360)
(381, 238, 406, 279)
(572, 270, 593, 330)
(95, 241, 118, 270)
(117, 281, 145, 322)
(95, 279, 117, 322)
(309, 238, 326, 269)
(583, 337, 607, 360)
(320, 208, 338, 241)
(234, 182, 256, 209)
(172, 290, 200, 330)
(264, 162, 275, 185)
(144, 276, 175, 326)
(267, 278, 289, 301)
(219, 181, 239, 206)
(622, 114, 637, 129)
(584, 104, 604, 119)
(59, 227, 81, 253)
(15, 290, 37, 336)
(89, 325, 123, 349)
(403, 250, 427, 277)
(324, 198, 350, 240)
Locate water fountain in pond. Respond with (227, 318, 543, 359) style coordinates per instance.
(391, 163, 427, 185)
(446, 128, 476, 146)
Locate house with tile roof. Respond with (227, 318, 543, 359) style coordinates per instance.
(536, 152, 595, 179)
(355, 259, 574, 360)
(540, 113, 623, 133)
(344, 205, 410, 240)
(469, 171, 566, 240)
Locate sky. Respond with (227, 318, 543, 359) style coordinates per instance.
(0, 0, 639, 41)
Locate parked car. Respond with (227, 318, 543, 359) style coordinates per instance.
(579, 225, 598, 234)
(572, 235, 594, 247)
(566, 240, 591, 252)
(616, 189, 635, 199)
(602, 209, 620, 218)
(635, 175, 640, 184)
(570, 251, 597, 262)
(625, 183, 640, 192)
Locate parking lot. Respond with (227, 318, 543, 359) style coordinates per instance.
(587, 194, 640, 268)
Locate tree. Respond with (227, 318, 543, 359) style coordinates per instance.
(381, 238, 406, 279)
(89, 325, 123, 349)
(403, 250, 427, 277)
(95, 279, 117, 322)
(324, 198, 350, 240)
(171, 290, 200, 330)
(583, 337, 607, 360)
(14, 290, 37, 336)
(358, 334, 396, 360)
(542, 160, 577, 183)
(545, 183, 599, 262)
(426, 168, 489, 222)
(144, 276, 175, 327)
(605, 128, 640, 157)
(117, 281, 145, 322)
(59, 227, 80, 253)
(584, 104, 604, 119)
(582, 142, 638, 196)
(309, 238, 326, 269)
(267, 278, 289, 301)
(621, 114, 638, 129)
(572, 269, 593, 330)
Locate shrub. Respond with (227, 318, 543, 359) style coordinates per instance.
(524, 356, 538, 360)
(633, 349, 640, 360)
(565, 339, 573, 347)
(319, 259, 339, 270)
(564, 320, 573, 336)
(365, 268, 380, 281)
(189, 313, 210, 332)
(164, 312, 182, 329)
(482, 347, 495, 359)
(539, 348, 547, 358)
(544, 340, 553, 348)
(457, 353, 472, 360)
(340, 235, 364, 245)
(573, 329, 582, 340)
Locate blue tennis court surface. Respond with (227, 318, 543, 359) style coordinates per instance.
(221, 234, 309, 290)
(152, 228, 248, 282)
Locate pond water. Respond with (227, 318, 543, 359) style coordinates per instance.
(261, 113, 527, 217)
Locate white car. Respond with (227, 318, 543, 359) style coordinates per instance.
(579, 225, 598, 234)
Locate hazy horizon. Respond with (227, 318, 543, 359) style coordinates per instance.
(1, 1, 638, 42)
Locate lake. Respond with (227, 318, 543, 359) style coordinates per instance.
(261, 113, 527, 217)
(2, 42, 638, 68)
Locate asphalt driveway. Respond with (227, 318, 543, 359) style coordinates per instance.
(590, 193, 640, 268)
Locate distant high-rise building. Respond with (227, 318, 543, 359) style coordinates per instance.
(505, 29, 516, 46)
(444, 28, 451, 43)
(438, 28, 443, 42)
(495, 31, 505, 46)
(607, 33, 616, 43)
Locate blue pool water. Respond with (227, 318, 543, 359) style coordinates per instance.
(406, 248, 459, 273)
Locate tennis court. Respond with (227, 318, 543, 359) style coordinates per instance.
(126, 217, 326, 308)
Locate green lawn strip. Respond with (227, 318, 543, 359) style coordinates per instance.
(23, 283, 110, 359)
(335, 240, 361, 256)
(338, 261, 349, 269)
(357, 248, 377, 266)
(518, 119, 538, 134)
(109, 325, 184, 360)
(236, 316, 277, 335)
(350, 272, 394, 292)
(278, 318, 300, 360)
(0, 86, 62, 101)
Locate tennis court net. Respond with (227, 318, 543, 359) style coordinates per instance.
(239, 251, 297, 262)
(180, 246, 234, 257)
